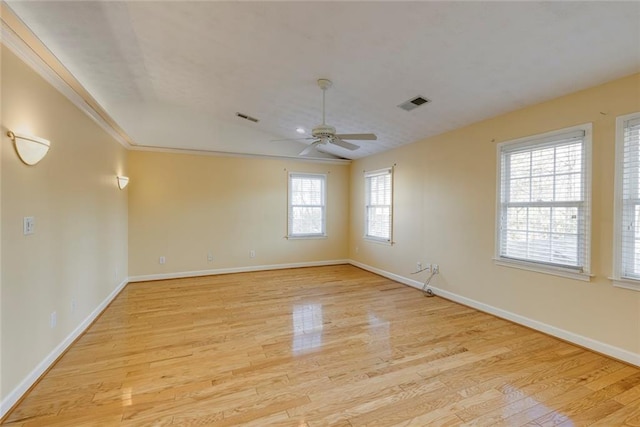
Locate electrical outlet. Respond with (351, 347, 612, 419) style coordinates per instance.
(159, 256, 166, 265)
(250, 250, 256, 258)
(433, 264, 439, 273)
(50, 311, 57, 329)
(207, 252, 214, 262)
(416, 262, 422, 271)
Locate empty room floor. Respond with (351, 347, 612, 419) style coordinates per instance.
(2, 265, 639, 426)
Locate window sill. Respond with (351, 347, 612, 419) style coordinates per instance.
(286, 235, 327, 240)
(493, 258, 592, 282)
(609, 277, 640, 292)
(364, 236, 393, 246)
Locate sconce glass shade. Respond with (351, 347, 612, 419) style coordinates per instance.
(117, 176, 130, 189)
(7, 131, 50, 165)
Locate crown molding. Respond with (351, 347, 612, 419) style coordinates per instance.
(130, 144, 352, 165)
(0, 2, 352, 164)
(1, 1, 132, 148)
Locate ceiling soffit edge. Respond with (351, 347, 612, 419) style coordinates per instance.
(1, 2, 133, 148)
(130, 144, 351, 165)
(2, 2, 345, 165)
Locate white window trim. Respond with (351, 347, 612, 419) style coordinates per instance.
(494, 123, 593, 281)
(286, 235, 328, 240)
(494, 258, 593, 282)
(364, 167, 394, 245)
(287, 172, 327, 239)
(612, 112, 640, 292)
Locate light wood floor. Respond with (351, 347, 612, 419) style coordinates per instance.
(3, 265, 640, 426)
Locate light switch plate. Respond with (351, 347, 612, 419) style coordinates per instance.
(23, 216, 35, 235)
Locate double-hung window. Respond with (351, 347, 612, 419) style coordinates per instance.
(288, 173, 326, 238)
(365, 168, 393, 243)
(614, 112, 640, 290)
(496, 124, 592, 279)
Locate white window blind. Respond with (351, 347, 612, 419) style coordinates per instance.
(618, 114, 640, 281)
(288, 173, 326, 237)
(365, 168, 393, 242)
(497, 126, 591, 274)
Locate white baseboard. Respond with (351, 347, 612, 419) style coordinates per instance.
(349, 259, 640, 367)
(0, 278, 129, 419)
(128, 259, 350, 282)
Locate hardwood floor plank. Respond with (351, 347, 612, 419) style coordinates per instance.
(2, 265, 638, 426)
(590, 397, 640, 426)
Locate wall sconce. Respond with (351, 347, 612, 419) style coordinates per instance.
(117, 176, 129, 189)
(7, 131, 50, 165)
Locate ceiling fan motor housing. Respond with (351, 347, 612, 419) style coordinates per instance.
(312, 124, 337, 139)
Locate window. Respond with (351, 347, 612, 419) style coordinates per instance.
(365, 168, 393, 243)
(496, 124, 591, 279)
(288, 173, 326, 238)
(613, 112, 640, 291)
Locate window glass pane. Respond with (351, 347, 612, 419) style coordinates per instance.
(528, 207, 550, 232)
(632, 204, 640, 275)
(504, 230, 527, 258)
(506, 207, 527, 231)
(510, 152, 530, 178)
(365, 170, 392, 240)
(623, 135, 640, 200)
(509, 178, 530, 202)
(551, 234, 578, 265)
(555, 143, 582, 174)
(367, 206, 390, 239)
(531, 176, 553, 202)
(291, 177, 323, 205)
(616, 118, 640, 279)
(289, 174, 325, 236)
(369, 174, 391, 205)
(292, 207, 323, 234)
(528, 232, 551, 262)
(555, 173, 581, 202)
(531, 147, 554, 176)
(499, 128, 588, 270)
(552, 207, 578, 234)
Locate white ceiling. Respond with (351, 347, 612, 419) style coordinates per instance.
(6, 1, 640, 160)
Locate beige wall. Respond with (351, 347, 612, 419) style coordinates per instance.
(0, 45, 4, 408)
(1, 47, 128, 401)
(2, 35, 640, 411)
(350, 73, 640, 356)
(128, 151, 349, 277)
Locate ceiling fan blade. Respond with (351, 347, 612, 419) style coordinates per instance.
(331, 138, 360, 151)
(299, 141, 321, 156)
(271, 137, 314, 143)
(334, 133, 377, 141)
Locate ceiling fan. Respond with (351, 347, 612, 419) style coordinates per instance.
(278, 79, 377, 156)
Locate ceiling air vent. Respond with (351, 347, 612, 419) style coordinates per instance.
(398, 96, 431, 112)
(236, 112, 259, 123)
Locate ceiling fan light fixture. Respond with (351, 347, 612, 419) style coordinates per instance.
(272, 78, 377, 157)
(317, 78, 333, 90)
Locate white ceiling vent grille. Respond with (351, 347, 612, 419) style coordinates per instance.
(236, 112, 259, 123)
(398, 96, 431, 112)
